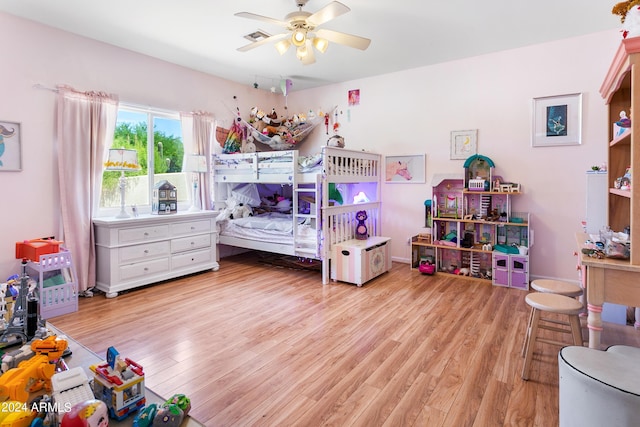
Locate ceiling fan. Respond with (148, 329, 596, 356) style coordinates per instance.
(235, 0, 371, 65)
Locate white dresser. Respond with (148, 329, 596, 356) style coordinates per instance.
(93, 211, 219, 297)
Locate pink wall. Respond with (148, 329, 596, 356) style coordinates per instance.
(0, 11, 624, 283)
(0, 13, 277, 278)
(289, 29, 621, 282)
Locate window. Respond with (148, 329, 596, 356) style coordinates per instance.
(100, 105, 186, 214)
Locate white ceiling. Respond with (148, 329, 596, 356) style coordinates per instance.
(0, 0, 622, 92)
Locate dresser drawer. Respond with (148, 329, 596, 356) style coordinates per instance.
(171, 220, 211, 237)
(93, 211, 219, 297)
(119, 225, 170, 244)
(171, 234, 211, 254)
(119, 241, 171, 264)
(171, 248, 212, 270)
(119, 258, 170, 281)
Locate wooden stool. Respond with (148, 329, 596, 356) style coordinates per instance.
(530, 279, 583, 297)
(522, 292, 583, 380)
(521, 279, 584, 356)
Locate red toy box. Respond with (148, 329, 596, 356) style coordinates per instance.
(15, 239, 62, 261)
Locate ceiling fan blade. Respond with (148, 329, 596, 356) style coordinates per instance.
(234, 11, 289, 28)
(237, 33, 288, 52)
(301, 39, 316, 65)
(307, 1, 350, 27)
(315, 28, 371, 50)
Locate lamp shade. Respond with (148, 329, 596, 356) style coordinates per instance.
(313, 37, 329, 53)
(104, 148, 140, 171)
(185, 154, 207, 173)
(275, 39, 291, 55)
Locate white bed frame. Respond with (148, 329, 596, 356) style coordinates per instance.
(213, 146, 382, 284)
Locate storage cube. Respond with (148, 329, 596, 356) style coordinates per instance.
(331, 237, 391, 286)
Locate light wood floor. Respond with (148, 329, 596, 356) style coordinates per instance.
(49, 253, 640, 427)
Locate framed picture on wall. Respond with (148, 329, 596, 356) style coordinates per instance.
(385, 154, 426, 183)
(531, 93, 582, 147)
(450, 129, 477, 159)
(0, 121, 21, 171)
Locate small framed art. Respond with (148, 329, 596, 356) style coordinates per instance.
(450, 129, 477, 160)
(385, 154, 426, 183)
(531, 93, 582, 147)
(0, 121, 21, 171)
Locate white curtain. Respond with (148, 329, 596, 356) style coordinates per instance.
(180, 111, 215, 210)
(55, 85, 118, 292)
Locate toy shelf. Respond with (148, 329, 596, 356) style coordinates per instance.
(26, 250, 78, 319)
(413, 171, 530, 288)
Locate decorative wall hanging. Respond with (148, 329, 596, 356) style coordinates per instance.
(0, 121, 21, 171)
(348, 89, 360, 106)
(532, 93, 582, 147)
(450, 129, 478, 160)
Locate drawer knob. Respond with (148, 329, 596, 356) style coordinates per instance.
(144, 250, 149, 254)
(144, 267, 148, 271)
(144, 232, 149, 236)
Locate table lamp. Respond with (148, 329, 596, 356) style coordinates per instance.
(104, 148, 140, 218)
(185, 154, 207, 212)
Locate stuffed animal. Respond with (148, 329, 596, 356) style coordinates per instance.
(355, 210, 368, 240)
(242, 136, 256, 153)
(231, 202, 252, 219)
(216, 198, 252, 221)
(327, 135, 345, 148)
(613, 1, 640, 38)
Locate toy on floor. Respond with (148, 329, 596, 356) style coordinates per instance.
(0, 335, 68, 402)
(355, 210, 368, 240)
(90, 346, 145, 421)
(418, 257, 435, 275)
(133, 393, 191, 427)
(0, 401, 37, 426)
(51, 366, 97, 425)
(1, 258, 47, 345)
(61, 399, 109, 427)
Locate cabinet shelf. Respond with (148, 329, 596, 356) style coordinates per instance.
(601, 38, 640, 264)
(610, 188, 632, 198)
(610, 131, 631, 147)
(462, 190, 522, 196)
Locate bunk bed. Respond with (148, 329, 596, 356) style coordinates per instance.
(212, 146, 382, 284)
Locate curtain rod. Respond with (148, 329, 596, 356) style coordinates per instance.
(33, 84, 183, 117)
(32, 83, 58, 93)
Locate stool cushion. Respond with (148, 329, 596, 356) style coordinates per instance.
(525, 292, 583, 315)
(606, 345, 640, 358)
(531, 279, 583, 297)
(559, 346, 640, 426)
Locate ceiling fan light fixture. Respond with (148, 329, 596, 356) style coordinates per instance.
(275, 39, 291, 55)
(296, 45, 308, 60)
(291, 28, 307, 47)
(312, 37, 328, 53)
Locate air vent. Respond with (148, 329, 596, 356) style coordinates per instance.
(244, 30, 271, 42)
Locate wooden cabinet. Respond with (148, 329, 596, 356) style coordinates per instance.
(411, 174, 530, 288)
(599, 38, 640, 265)
(93, 211, 219, 297)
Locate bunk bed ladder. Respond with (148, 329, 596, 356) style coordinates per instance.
(292, 173, 321, 258)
